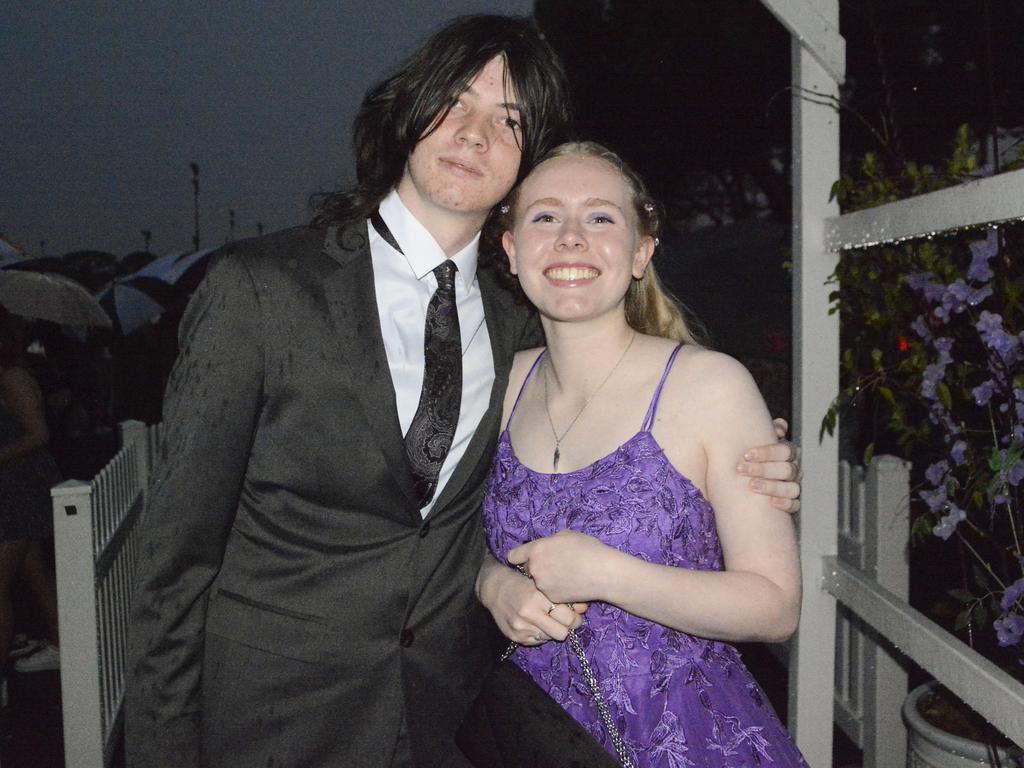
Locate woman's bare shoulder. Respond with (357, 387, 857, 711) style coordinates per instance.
(673, 346, 755, 389)
(511, 347, 546, 377)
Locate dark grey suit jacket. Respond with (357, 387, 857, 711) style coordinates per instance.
(126, 222, 539, 768)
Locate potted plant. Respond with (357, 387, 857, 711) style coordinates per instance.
(825, 126, 1024, 765)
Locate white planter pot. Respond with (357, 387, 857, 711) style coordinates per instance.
(903, 682, 1024, 767)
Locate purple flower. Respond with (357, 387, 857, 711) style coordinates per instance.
(925, 460, 949, 485)
(905, 272, 935, 294)
(994, 613, 1024, 648)
(967, 284, 993, 306)
(905, 272, 946, 305)
(950, 440, 967, 465)
(943, 280, 990, 314)
(911, 315, 932, 341)
(1008, 457, 1024, 487)
(942, 280, 971, 316)
(1003, 578, 1024, 613)
(933, 502, 966, 540)
(919, 486, 948, 513)
(924, 282, 946, 303)
(977, 311, 1021, 364)
(973, 380, 996, 406)
(967, 231, 997, 282)
(921, 363, 946, 401)
(977, 310, 1004, 336)
(932, 337, 954, 365)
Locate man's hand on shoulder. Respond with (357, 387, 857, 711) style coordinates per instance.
(737, 418, 801, 513)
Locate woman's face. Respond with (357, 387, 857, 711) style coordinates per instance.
(502, 155, 654, 325)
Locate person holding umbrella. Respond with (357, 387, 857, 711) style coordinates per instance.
(0, 308, 62, 673)
(0, 269, 110, 672)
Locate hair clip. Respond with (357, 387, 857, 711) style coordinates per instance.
(643, 202, 654, 213)
(500, 204, 510, 214)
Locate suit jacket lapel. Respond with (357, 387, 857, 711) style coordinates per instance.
(321, 223, 419, 513)
(428, 266, 514, 515)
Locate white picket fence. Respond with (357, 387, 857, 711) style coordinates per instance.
(51, 420, 161, 768)
(767, 455, 911, 765)
(833, 456, 911, 766)
(48, 425, 1020, 767)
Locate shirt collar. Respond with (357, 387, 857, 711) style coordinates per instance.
(376, 189, 480, 287)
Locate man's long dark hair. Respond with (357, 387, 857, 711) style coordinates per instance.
(312, 14, 572, 227)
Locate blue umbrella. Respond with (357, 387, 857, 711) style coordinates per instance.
(96, 248, 215, 334)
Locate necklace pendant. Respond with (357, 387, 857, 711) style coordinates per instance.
(552, 446, 560, 473)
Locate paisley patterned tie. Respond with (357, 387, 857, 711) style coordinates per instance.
(405, 259, 463, 507)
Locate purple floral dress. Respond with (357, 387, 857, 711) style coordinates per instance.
(482, 345, 808, 767)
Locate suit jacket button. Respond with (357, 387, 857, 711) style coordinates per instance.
(399, 629, 414, 648)
(418, 521, 430, 538)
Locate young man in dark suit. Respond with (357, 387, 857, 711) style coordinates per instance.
(126, 15, 800, 768)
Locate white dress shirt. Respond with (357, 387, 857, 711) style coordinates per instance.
(370, 190, 494, 518)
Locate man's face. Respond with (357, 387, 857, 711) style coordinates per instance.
(397, 56, 523, 230)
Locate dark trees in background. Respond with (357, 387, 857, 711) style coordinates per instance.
(534, 0, 1024, 228)
(535, 0, 791, 227)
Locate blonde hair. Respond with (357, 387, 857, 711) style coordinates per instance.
(499, 141, 704, 345)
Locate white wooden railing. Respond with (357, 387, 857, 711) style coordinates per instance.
(758, 0, 1024, 762)
(52, 420, 161, 768)
(833, 457, 911, 766)
(805, 169, 1024, 765)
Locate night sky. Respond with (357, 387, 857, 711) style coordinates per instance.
(0, 1, 531, 258)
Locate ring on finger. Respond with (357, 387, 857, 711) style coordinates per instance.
(546, 603, 556, 615)
(532, 634, 545, 643)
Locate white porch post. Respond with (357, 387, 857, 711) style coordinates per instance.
(52, 479, 104, 768)
(787, 0, 841, 764)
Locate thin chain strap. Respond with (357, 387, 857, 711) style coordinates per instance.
(502, 566, 634, 767)
(568, 630, 634, 768)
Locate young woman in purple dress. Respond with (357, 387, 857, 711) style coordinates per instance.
(475, 142, 807, 767)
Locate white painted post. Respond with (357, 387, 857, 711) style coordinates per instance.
(787, 0, 841, 763)
(52, 479, 103, 768)
(119, 420, 150, 488)
(860, 456, 910, 767)
(834, 461, 863, 745)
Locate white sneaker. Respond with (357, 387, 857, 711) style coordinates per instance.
(13, 642, 60, 672)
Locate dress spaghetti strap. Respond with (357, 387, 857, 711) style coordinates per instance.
(640, 343, 685, 433)
(507, 349, 547, 426)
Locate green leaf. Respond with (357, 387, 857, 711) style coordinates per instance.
(820, 406, 838, 439)
(937, 382, 952, 411)
(975, 603, 988, 628)
(948, 588, 974, 604)
(911, 515, 934, 543)
(863, 443, 875, 465)
(954, 608, 972, 631)
(970, 563, 989, 590)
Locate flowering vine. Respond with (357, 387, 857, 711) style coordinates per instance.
(825, 126, 1024, 671)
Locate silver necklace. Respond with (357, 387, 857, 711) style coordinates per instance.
(542, 332, 636, 473)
